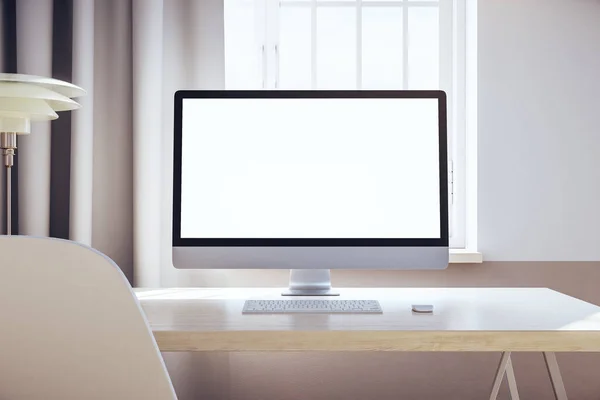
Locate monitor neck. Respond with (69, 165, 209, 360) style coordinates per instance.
(282, 269, 340, 296)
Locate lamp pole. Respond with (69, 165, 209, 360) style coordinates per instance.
(1, 132, 17, 235)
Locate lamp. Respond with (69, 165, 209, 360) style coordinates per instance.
(0, 73, 85, 235)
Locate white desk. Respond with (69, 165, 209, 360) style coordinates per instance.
(136, 287, 600, 400)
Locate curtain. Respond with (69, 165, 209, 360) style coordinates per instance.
(0, 0, 224, 286)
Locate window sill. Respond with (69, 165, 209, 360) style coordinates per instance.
(450, 249, 482, 264)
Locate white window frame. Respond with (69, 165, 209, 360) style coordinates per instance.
(226, 0, 477, 253)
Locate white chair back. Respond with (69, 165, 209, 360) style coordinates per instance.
(0, 236, 177, 400)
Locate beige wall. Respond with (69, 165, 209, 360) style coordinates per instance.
(162, 262, 600, 400)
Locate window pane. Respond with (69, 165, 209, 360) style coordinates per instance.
(279, 7, 312, 89)
(362, 8, 403, 89)
(224, 0, 262, 89)
(408, 7, 439, 89)
(317, 8, 356, 89)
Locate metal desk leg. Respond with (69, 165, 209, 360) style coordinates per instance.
(543, 352, 568, 400)
(490, 352, 520, 400)
(490, 352, 510, 400)
(506, 355, 520, 400)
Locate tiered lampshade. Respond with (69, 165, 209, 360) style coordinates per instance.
(0, 73, 86, 134)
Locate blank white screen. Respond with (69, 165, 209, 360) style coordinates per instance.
(180, 98, 441, 238)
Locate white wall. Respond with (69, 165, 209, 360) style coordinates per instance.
(478, 0, 600, 261)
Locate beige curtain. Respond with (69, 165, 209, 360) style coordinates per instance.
(1, 0, 224, 286)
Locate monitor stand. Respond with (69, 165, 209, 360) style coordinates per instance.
(282, 269, 340, 296)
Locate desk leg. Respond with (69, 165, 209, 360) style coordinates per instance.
(489, 352, 520, 400)
(506, 355, 520, 400)
(489, 352, 510, 400)
(543, 352, 568, 400)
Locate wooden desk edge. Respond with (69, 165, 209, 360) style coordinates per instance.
(153, 330, 600, 352)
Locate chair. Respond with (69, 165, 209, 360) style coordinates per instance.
(0, 235, 177, 400)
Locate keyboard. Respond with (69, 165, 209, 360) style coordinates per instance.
(242, 299, 383, 314)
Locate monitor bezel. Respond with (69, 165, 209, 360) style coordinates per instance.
(173, 90, 449, 247)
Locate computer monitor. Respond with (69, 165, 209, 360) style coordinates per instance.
(173, 90, 448, 295)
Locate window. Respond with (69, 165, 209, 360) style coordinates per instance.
(224, 0, 470, 249)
